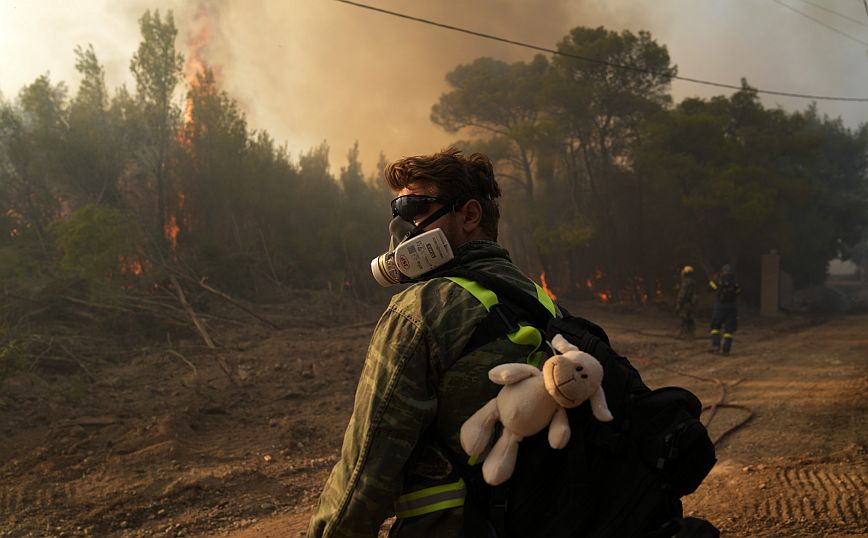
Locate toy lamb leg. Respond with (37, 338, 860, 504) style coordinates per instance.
(460, 334, 613, 486)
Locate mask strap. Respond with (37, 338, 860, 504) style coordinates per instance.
(404, 204, 454, 241)
(402, 194, 474, 241)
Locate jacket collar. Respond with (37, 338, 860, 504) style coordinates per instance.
(420, 240, 511, 281)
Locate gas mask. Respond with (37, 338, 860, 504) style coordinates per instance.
(370, 198, 461, 287)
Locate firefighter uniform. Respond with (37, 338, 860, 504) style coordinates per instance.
(307, 240, 555, 537)
(708, 268, 741, 355)
(675, 266, 697, 338)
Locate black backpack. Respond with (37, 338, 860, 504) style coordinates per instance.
(448, 270, 718, 538)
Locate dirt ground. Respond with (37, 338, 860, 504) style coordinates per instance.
(1, 290, 866, 538)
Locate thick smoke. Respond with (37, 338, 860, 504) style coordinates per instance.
(2, 0, 865, 175)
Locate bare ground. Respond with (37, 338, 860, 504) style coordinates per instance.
(1, 293, 866, 538)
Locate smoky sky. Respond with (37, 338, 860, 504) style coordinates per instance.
(1, 0, 867, 175)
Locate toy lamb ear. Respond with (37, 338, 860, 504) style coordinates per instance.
(550, 334, 579, 355)
(589, 386, 614, 422)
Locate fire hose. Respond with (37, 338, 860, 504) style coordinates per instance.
(633, 355, 754, 446)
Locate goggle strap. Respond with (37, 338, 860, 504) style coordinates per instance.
(407, 204, 454, 239)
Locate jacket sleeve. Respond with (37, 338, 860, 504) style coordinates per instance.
(307, 303, 439, 538)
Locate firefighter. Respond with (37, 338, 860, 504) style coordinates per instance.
(307, 148, 549, 537)
(675, 265, 697, 338)
(708, 264, 741, 355)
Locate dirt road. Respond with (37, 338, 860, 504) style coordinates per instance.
(1, 295, 866, 537)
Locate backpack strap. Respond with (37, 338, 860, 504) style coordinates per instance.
(446, 276, 555, 367)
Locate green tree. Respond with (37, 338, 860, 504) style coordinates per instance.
(547, 27, 675, 296)
(336, 142, 391, 298)
(66, 44, 125, 206)
(635, 85, 868, 295)
(178, 68, 248, 249)
(432, 55, 552, 201)
(50, 203, 145, 284)
(129, 9, 184, 246)
(0, 76, 69, 252)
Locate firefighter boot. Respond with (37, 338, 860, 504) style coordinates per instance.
(722, 333, 733, 355)
(709, 329, 721, 353)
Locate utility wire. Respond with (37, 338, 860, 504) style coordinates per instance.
(334, 0, 868, 103)
(864, 0, 868, 20)
(795, 0, 868, 28)
(772, 0, 868, 47)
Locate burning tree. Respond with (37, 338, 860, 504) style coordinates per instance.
(129, 9, 185, 249)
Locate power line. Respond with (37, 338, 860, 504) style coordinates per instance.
(772, 0, 868, 47)
(864, 0, 868, 20)
(795, 0, 868, 28)
(334, 0, 868, 103)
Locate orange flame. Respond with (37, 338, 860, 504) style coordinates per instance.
(540, 272, 557, 301)
(181, 3, 219, 133)
(164, 190, 190, 250)
(185, 4, 216, 84)
(164, 215, 180, 250)
(597, 292, 609, 303)
(585, 278, 593, 289)
(118, 255, 149, 277)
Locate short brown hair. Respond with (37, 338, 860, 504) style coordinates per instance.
(384, 148, 502, 239)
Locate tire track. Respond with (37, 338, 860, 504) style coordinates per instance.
(753, 463, 867, 528)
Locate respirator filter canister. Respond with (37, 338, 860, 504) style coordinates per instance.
(370, 228, 454, 287)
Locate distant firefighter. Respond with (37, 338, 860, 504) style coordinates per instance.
(675, 265, 697, 338)
(708, 264, 741, 355)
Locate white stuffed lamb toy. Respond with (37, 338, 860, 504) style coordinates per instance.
(459, 334, 614, 486)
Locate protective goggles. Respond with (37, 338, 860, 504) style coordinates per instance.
(390, 193, 472, 223)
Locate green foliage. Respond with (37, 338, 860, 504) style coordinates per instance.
(635, 86, 868, 289)
(433, 26, 867, 299)
(130, 9, 184, 243)
(130, 10, 184, 109)
(533, 222, 594, 256)
(0, 13, 864, 309)
(66, 45, 126, 206)
(50, 204, 145, 282)
(0, 76, 69, 249)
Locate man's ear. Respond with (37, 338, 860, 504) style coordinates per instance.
(460, 199, 483, 232)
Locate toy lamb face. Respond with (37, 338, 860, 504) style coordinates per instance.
(460, 334, 613, 486)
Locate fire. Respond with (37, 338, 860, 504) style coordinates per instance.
(183, 4, 217, 124)
(164, 215, 180, 250)
(597, 292, 609, 302)
(585, 279, 593, 289)
(539, 272, 557, 301)
(185, 4, 216, 84)
(118, 255, 148, 277)
(164, 191, 190, 250)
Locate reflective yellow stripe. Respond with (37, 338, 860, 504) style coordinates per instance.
(446, 277, 497, 309)
(507, 325, 541, 350)
(723, 333, 733, 339)
(710, 329, 721, 335)
(395, 478, 465, 518)
(446, 276, 547, 363)
(527, 350, 545, 369)
(534, 283, 558, 316)
(397, 478, 465, 502)
(397, 497, 465, 518)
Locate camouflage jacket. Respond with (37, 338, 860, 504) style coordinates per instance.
(307, 240, 543, 538)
